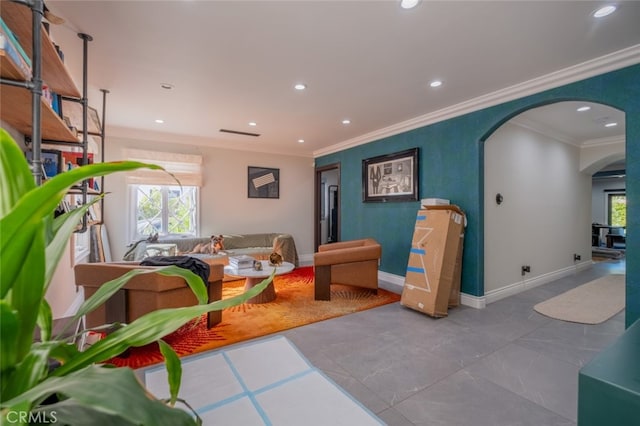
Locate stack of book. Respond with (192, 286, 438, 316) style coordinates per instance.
(228, 255, 255, 269)
(0, 17, 32, 79)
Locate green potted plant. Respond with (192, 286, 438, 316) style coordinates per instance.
(0, 128, 271, 425)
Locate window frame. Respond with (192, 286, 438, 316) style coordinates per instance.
(607, 191, 626, 227)
(129, 184, 200, 241)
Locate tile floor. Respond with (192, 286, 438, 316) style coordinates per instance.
(279, 259, 626, 426)
(173, 259, 626, 425)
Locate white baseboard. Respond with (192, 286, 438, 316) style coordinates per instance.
(484, 261, 593, 304)
(460, 293, 486, 309)
(378, 270, 485, 308)
(378, 270, 405, 294)
(298, 253, 314, 266)
(304, 260, 592, 309)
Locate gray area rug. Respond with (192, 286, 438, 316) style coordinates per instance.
(534, 274, 625, 324)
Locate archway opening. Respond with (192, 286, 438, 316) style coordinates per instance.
(482, 100, 625, 302)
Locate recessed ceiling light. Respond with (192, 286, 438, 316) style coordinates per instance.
(342, 119, 351, 125)
(593, 5, 617, 18)
(155, 119, 164, 124)
(160, 83, 174, 90)
(577, 106, 591, 112)
(400, 0, 420, 9)
(605, 122, 618, 127)
(430, 80, 443, 88)
(294, 83, 307, 91)
(248, 122, 257, 126)
(298, 139, 305, 143)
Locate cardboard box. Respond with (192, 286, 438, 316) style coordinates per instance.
(401, 205, 465, 317)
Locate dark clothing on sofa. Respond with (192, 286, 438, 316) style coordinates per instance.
(141, 256, 210, 285)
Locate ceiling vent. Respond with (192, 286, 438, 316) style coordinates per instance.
(219, 129, 261, 137)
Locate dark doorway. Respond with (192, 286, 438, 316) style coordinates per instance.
(315, 163, 340, 251)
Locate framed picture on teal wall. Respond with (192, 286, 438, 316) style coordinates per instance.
(362, 147, 418, 202)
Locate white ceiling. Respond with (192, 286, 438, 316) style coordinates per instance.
(45, 1, 639, 157)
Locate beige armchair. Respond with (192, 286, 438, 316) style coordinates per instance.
(313, 238, 382, 300)
(74, 262, 224, 329)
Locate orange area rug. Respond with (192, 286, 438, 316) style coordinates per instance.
(108, 266, 400, 369)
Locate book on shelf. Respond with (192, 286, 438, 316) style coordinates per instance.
(228, 254, 255, 269)
(0, 31, 32, 79)
(0, 17, 32, 67)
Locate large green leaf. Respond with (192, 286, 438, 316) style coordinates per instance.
(53, 271, 274, 375)
(0, 129, 35, 217)
(36, 299, 53, 343)
(9, 224, 46, 362)
(44, 202, 95, 290)
(0, 342, 60, 402)
(1, 365, 197, 426)
(158, 340, 182, 406)
(0, 302, 19, 372)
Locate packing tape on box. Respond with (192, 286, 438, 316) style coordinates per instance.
(404, 283, 432, 294)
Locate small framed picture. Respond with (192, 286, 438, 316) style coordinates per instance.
(61, 100, 102, 135)
(362, 147, 419, 202)
(248, 166, 280, 199)
(26, 149, 62, 179)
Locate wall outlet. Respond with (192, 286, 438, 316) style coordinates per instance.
(521, 265, 531, 276)
(574, 254, 581, 261)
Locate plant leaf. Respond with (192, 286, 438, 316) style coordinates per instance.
(44, 203, 93, 290)
(0, 129, 35, 218)
(0, 301, 19, 373)
(0, 342, 59, 402)
(36, 300, 53, 344)
(9, 225, 46, 362)
(53, 271, 274, 375)
(1, 365, 197, 425)
(158, 340, 182, 406)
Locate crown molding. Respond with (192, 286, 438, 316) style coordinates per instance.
(581, 135, 626, 148)
(509, 116, 578, 146)
(313, 44, 640, 158)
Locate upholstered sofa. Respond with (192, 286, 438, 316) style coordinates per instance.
(124, 233, 299, 266)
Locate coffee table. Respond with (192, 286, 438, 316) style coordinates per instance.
(224, 260, 294, 304)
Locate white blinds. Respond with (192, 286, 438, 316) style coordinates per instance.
(123, 148, 203, 186)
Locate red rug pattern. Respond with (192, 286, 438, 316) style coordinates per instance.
(108, 266, 400, 369)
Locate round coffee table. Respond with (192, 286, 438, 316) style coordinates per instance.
(224, 260, 294, 304)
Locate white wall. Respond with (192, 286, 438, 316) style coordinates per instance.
(103, 135, 315, 261)
(484, 122, 592, 295)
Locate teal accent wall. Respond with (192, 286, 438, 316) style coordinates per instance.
(316, 63, 640, 326)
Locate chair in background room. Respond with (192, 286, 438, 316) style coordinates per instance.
(313, 238, 382, 300)
(605, 227, 626, 249)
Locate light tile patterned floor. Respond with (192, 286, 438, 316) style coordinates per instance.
(142, 336, 383, 425)
(142, 258, 625, 425)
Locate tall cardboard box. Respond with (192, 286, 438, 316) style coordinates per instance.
(401, 205, 465, 317)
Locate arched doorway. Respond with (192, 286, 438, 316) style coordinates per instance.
(482, 101, 625, 302)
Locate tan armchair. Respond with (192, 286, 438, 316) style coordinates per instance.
(313, 238, 382, 300)
(74, 262, 224, 329)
